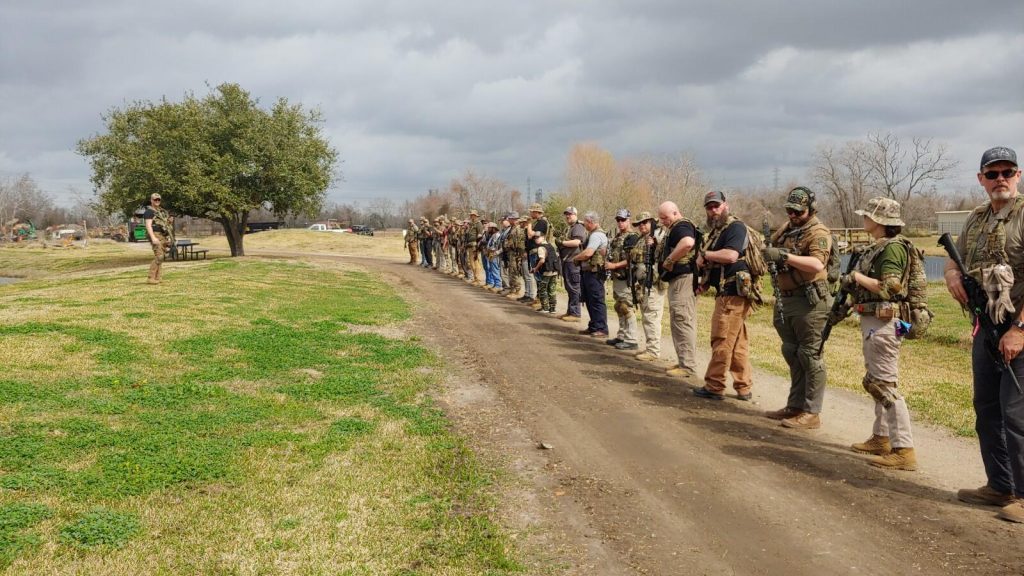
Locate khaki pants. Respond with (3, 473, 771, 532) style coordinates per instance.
(704, 295, 752, 395)
(861, 315, 914, 448)
(469, 249, 484, 283)
(668, 274, 697, 371)
(611, 278, 638, 345)
(408, 243, 418, 264)
(640, 282, 666, 357)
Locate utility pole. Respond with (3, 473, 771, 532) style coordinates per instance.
(773, 165, 780, 193)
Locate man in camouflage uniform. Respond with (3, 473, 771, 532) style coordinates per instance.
(761, 187, 833, 430)
(947, 147, 1024, 522)
(465, 210, 485, 285)
(432, 217, 445, 271)
(418, 217, 432, 268)
(630, 211, 667, 361)
(604, 208, 641, 350)
(144, 192, 173, 285)
(405, 218, 419, 264)
(502, 211, 525, 296)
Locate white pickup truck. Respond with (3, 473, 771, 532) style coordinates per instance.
(307, 224, 349, 233)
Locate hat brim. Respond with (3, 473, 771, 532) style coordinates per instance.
(854, 209, 905, 226)
(632, 218, 654, 226)
(784, 202, 807, 212)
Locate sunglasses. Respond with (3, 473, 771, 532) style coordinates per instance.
(615, 218, 628, 222)
(152, 199, 161, 202)
(785, 208, 805, 216)
(983, 168, 1019, 180)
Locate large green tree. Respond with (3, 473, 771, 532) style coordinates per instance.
(78, 83, 338, 256)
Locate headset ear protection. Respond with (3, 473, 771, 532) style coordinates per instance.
(789, 186, 817, 214)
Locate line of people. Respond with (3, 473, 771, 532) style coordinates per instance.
(402, 146, 1024, 523)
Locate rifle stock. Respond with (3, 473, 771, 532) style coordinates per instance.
(938, 232, 1021, 393)
(818, 249, 862, 357)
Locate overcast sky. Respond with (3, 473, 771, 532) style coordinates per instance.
(2, 0, 1022, 206)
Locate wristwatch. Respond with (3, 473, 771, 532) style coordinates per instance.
(1014, 320, 1024, 332)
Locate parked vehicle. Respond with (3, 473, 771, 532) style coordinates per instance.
(350, 225, 374, 236)
(245, 221, 285, 233)
(307, 223, 349, 233)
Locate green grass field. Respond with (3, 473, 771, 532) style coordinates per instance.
(0, 253, 521, 574)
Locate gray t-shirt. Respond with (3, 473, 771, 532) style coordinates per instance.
(585, 230, 608, 252)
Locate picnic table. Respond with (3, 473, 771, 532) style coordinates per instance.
(168, 239, 208, 261)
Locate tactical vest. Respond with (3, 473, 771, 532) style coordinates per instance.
(539, 242, 560, 274)
(465, 221, 483, 250)
(655, 217, 698, 270)
(963, 196, 1024, 279)
(772, 217, 833, 291)
(608, 230, 640, 280)
(584, 228, 608, 272)
(406, 226, 419, 245)
(150, 206, 171, 236)
(854, 235, 932, 337)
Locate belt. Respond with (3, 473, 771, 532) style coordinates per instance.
(779, 289, 800, 297)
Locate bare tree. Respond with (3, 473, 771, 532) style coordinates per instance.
(0, 174, 54, 231)
(866, 132, 958, 204)
(812, 141, 872, 228)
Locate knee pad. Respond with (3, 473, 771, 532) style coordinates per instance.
(862, 378, 898, 409)
(614, 299, 630, 316)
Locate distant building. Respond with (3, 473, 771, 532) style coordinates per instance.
(936, 210, 970, 236)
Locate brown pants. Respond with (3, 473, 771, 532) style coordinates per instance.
(704, 295, 753, 395)
(408, 242, 418, 264)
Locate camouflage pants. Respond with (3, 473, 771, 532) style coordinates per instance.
(149, 235, 169, 281)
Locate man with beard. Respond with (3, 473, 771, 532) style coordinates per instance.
(948, 147, 1024, 523)
(693, 191, 754, 401)
(762, 187, 833, 429)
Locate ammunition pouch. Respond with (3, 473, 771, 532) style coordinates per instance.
(855, 301, 896, 321)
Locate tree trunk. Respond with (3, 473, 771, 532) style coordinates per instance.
(218, 215, 246, 257)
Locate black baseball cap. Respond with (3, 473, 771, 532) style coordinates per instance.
(980, 147, 1018, 170)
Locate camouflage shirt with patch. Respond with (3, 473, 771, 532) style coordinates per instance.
(772, 215, 832, 291)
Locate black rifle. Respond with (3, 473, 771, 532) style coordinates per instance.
(763, 218, 783, 321)
(939, 233, 1021, 393)
(818, 249, 862, 357)
(644, 221, 658, 300)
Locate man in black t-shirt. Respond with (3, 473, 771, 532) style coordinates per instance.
(693, 191, 754, 401)
(656, 201, 699, 378)
(520, 203, 548, 303)
(557, 206, 587, 320)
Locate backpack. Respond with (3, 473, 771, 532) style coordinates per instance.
(540, 243, 561, 274)
(741, 224, 768, 280)
(895, 238, 932, 339)
(825, 234, 842, 294)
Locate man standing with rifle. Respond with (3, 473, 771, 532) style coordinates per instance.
(760, 187, 833, 430)
(604, 209, 641, 351)
(945, 147, 1024, 523)
(630, 212, 666, 362)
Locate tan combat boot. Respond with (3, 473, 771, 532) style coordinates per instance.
(634, 351, 657, 362)
(958, 485, 1017, 507)
(147, 262, 160, 285)
(764, 406, 802, 421)
(781, 412, 821, 429)
(851, 434, 891, 455)
(869, 447, 917, 471)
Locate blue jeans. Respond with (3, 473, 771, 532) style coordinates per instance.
(562, 260, 581, 317)
(972, 332, 1024, 497)
(581, 270, 608, 333)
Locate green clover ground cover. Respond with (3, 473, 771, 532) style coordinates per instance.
(0, 259, 521, 574)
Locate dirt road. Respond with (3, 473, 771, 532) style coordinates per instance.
(264, 251, 1024, 575)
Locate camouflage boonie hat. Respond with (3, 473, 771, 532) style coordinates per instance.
(469, 209, 479, 217)
(518, 216, 529, 223)
(855, 197, 905, 226)
(632, 211, 654, 225)
(420, 216, 428, 222)
(528, 203, 543, 213)
(784, 187, 813, 212)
